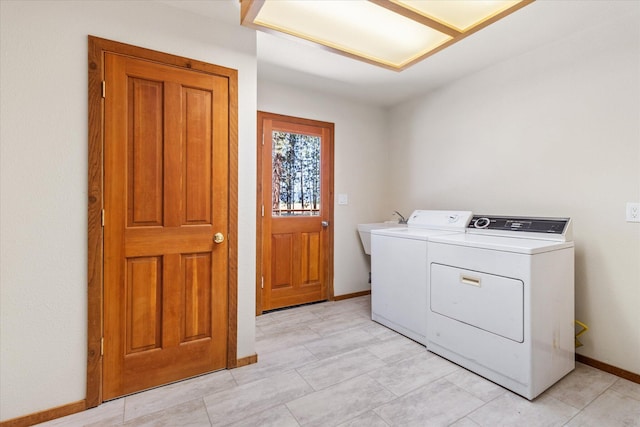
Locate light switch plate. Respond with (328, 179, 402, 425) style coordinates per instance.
(626, 202, 640, 222)
(337, 194, 348, 205)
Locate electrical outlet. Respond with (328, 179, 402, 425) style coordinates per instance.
(626, 202, 640, 222)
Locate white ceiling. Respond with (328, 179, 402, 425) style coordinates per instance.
(161, 0, 638, 107)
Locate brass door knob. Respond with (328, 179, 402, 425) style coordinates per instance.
(213, 232, 225, 244)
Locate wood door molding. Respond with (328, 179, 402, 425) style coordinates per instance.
(87, 36, 238, 408)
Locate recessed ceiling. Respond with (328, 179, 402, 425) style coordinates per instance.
(160, 0, 639, 107)
(240, 0, 533, 71)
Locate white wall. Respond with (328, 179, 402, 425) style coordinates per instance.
(388, 12, 640, 374)
(0, 1, 257, 421)
(258, 80, 390, 296)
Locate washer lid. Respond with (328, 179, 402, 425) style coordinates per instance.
(428, 233, 574, 254)
(406, 210, 473, 230)
(372, 227, 465, 241)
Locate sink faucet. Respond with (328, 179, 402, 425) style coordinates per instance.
(393, 211, 408, 224)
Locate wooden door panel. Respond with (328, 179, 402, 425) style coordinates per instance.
(127, 78, 164, 227)
(182, 253, 212, 341)
(271, 234, 294, 290)
(104, 52, 229, 399)
(301, 232, 320, 285)
(126, 257, 162, 353)
(268, 231, 322, 301)
(184, 87, 212, 224)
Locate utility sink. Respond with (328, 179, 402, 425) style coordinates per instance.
(357, 222, 406, 255)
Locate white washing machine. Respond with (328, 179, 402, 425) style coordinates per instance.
(427, 215, 575, 400)
(370, 210, 472, 345)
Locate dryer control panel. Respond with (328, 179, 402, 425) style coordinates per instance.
(467, 216, 572, 241)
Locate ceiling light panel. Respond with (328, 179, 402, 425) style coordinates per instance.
(392, 0, 523, 32)
(241, 0, 534, 71)
(251, 0, 451, 69)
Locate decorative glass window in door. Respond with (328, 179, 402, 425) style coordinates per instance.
(272, 131, 321, 216)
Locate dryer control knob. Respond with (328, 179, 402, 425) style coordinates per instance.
(474, 217, 491, 228)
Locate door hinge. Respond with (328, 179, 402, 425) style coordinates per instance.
(261, 205, 264, 217)
(101, 209, 105, 227)
(101, 81, 106, 98)
(261, 276, 264, 289)
(100, 337, 104, 356)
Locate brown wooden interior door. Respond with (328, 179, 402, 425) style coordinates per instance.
(259, 113, 334, 311)
(103, 53, 229, 399)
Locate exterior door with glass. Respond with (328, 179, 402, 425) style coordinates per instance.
(258, 112, 334, 312)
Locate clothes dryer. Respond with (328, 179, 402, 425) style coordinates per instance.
(427, 215, 575, 399)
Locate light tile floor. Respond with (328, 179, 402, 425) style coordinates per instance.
(39, 295, 640, 426)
